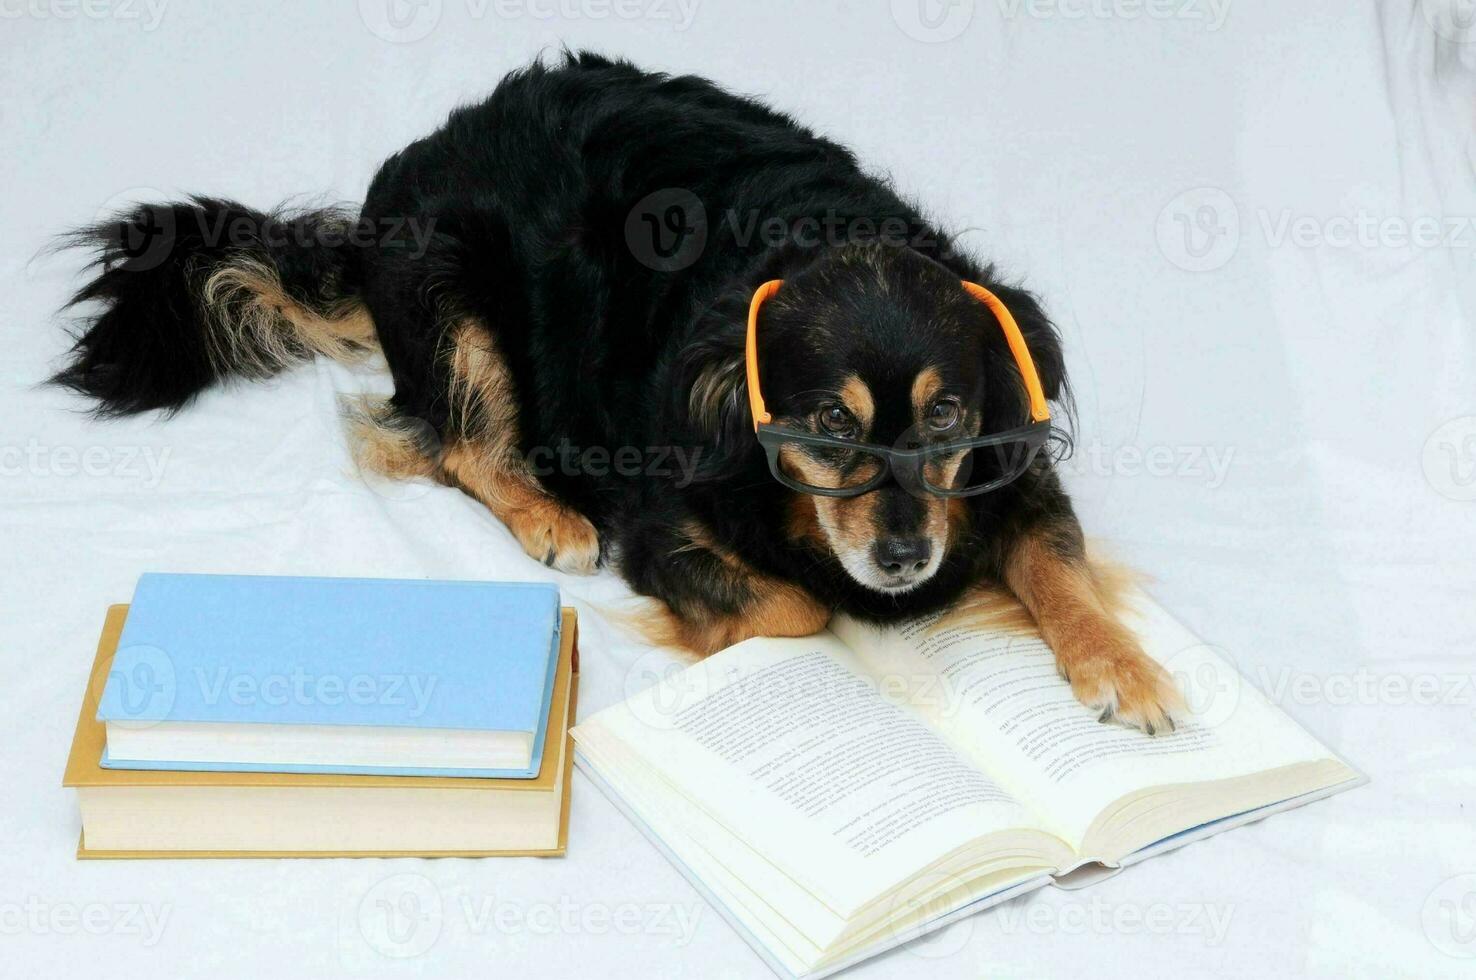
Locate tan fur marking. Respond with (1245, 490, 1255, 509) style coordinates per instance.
(777, 440, 954, 584)
(936, 552, 1139, 640)
(436, 321, 600, 575)
(632, 519, 831, 654)
(622, 583, 831, 657)
(784, 496, 827, 548)
(341, 396, 439, 480)
(1004, 530, 1182, 733)
(838, 375, 875, 430)
(911, 366, 944, 421)
(200, 257, 377, 376)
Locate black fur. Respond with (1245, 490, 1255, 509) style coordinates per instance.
(53, 51, 1078, 629)
(54, 199, 360, 416)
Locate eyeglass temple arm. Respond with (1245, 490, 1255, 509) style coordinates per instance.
(959, 281, 1051, 424)
(745, 278, 1051, 433)
(746, 280, 782, 431)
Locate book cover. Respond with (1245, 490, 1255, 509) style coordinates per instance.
(96, 573, 561, 778)
(65, 604, 579, 859)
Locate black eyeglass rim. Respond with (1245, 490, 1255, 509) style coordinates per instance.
(756, 418, 1053, 498)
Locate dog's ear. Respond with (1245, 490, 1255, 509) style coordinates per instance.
(670, 313, 755, 478)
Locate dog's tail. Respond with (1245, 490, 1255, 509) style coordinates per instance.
(52, 197, 379, 416)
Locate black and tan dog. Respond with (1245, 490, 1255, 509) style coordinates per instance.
(54, 52, 1181, 733)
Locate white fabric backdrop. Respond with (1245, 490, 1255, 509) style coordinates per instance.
(3, 1, 1474, 977)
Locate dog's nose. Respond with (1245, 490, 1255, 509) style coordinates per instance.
(873, 536, 932, 577)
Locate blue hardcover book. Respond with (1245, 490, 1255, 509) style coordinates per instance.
(96, 574, 562, 779)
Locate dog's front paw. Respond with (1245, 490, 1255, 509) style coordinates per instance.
(1059, 631, 1185, 736)
(507, 499, 601, 575)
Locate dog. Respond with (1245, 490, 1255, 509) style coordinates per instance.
(53, 52, 1181, 733)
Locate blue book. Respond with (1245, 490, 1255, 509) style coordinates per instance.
(96, 573, 562, 778)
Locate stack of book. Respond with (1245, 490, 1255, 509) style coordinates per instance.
(63, 573, 577, 858)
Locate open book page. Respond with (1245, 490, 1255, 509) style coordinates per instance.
(572, 632, 1070, 923)
(576, 733, 1050, 975)
(833, 591, 1354, 858)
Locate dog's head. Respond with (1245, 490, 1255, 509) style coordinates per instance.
(681, 243, 1065, 596)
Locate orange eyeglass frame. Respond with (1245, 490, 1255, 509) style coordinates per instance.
(744, 278, 1052, 432)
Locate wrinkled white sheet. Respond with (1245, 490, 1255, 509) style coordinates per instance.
(3, 2, 1473, 977)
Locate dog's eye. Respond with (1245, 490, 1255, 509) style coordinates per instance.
(818, 403, 859, 438)
(927, 399, 961, 432)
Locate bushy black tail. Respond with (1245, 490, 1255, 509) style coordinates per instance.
(53, 197, 378, 416)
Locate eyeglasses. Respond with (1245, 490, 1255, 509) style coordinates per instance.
(745, 278, 1053, 498)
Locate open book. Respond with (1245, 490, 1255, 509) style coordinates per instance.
(572, 591, 1362, 978)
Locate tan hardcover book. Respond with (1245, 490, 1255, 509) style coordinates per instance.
(64, 604, 578, 859)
